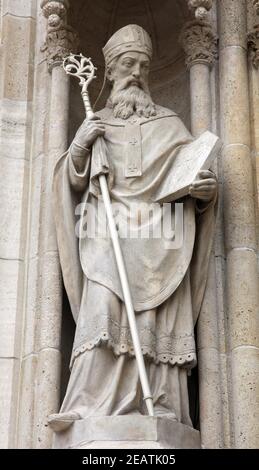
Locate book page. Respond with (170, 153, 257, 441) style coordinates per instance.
(153, 131, 221, 203)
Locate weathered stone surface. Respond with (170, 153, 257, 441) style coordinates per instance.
(2, 0, 37, 18)
(218, 0, 259, 450)
(33, 348, 61, 449)
(0, 259, 23, 358)
(53, 416, 201, 449)
(30, 156, 43, 259)
(219, 48, 250, 146)
(197, 253, 219, 351)
(198, 348, 223, 449)
(219, 0, 248, 49)
(222, 145, 256, 252)
(0, 156, 28, 260)
(30, 67, 49, 162)
(1, 15, 35, 101)
(214, 255, 227, 354)
(214, 181, 225, 258)
(0, 358, 19, 448)
(49, 66, 70, 153)
(22, 257, 39, 357)
(17, 355, 37, 449)
(249, 61, 259, 209)
(231, 347, 259, 448)
(190, 63, 211, 136)
(36, 252, 62, 351)
(226, 249, 259, 350)
(0, 99, 33, 161)
(219, 352, 231, 448)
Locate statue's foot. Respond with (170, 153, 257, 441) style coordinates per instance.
(48, 410, 81, 432)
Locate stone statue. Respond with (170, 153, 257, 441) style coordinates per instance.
(49, 24, 217, 434)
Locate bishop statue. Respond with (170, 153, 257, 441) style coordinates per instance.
(49, 24, 217, 432)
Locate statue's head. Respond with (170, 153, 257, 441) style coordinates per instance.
(98, 25, 156, 119)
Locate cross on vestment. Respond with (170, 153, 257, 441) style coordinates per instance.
(129, 137, 138, 146)
(125, 123, 142, 177)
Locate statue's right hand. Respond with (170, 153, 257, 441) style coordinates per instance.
(74, 115, 105, 150)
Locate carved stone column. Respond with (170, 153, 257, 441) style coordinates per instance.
(41, 0, 78, 70)
(0, 0, 37, 449)
(247, 8, 259, 449)
(180, 20, 217, 136)
(33, 0, 78, 448)
(248, 25, 259, 70)
(219, 0, 259, 448)
(248, 1, 259, 211)
(180, 8, 225, 449)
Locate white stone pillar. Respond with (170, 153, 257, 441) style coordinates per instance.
(15, 0, 49, 448)
(180, 20, 217, 136)
(248, 3, 259, 211)
(32, 0, 78, 448)
(0, 0, 37, 449)
(219, 0, 259, 449)
(180, 11, 224, 448)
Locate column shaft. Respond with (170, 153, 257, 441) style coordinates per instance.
(33, 66, 70, 451)
(33, 0, 78, 449)
(180, 10, 223, 448)
(0, 0, 37, 448)
(190, 63, 211, 135)
(219, 0, 259, 449)
(190, 58, 223, 451)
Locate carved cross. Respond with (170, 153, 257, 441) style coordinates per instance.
(129, 138, 138, 146)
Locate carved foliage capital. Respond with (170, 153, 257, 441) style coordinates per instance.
(188, 0, 213, 20)
(179, 21, 218, 69)
(41, 26, 79, 70)
(41, 0, 79, 70)
(248, 25, 259, 69)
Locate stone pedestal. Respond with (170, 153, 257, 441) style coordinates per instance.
(52, 416, 201, 449)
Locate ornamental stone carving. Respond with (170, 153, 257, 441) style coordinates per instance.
(40, 0, 79, 70)
(248, 25, 259, 69)
(187, 0, 213, 20)
(41, 0, 68, 28)
(248, 1, 259, 68)
(41, 26, 79, 70)
(179, 21, 218, 69)
(252, 0, 259, 15)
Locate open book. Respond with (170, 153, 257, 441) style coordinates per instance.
(153, 131, 222, 203)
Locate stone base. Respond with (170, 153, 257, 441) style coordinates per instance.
(53, 416, 201, 449)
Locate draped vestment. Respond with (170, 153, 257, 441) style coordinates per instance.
(53, 105, 216, 422)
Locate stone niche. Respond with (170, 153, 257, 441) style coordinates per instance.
(60, 0, 197, 434)
(67, 0, 191, 143)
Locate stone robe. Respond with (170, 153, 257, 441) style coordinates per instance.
(53, 105, 216, 422)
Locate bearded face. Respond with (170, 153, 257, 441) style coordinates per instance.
(106, 52, 157, 120)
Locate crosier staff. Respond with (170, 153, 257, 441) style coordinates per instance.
(63, 53, 154, 417)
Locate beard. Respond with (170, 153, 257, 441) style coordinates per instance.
(107, 77, 156, 120)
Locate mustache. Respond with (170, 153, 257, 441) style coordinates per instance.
(113, 76, 148, 93)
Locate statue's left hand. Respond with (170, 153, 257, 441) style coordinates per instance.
(189, 170, 217, 202)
